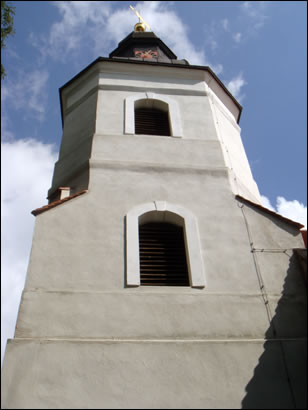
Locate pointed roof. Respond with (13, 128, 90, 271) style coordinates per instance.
(109, 31, 188, 64)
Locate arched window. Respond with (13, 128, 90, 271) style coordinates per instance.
(125, 93, 183, 138)
(126, 201, 206, 288)
(134, 99, 171, 136)
(139, 222, 190, 286)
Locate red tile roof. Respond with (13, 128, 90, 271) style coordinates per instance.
(32, 190, 88, 216)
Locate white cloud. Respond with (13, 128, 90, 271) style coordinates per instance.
(261, 195, 307, 228)
(27, 71, 49, 115)
(233, 32, 242, 43)
(1, 139, 57, 365)
(226, 72, 247, 102)
(221, 18, 230, 32)
(30, 1, 111, 61)
(30, 1, 212, 67)
(260, 195, 275, 212)
(212, 63, 224, 76)
(203, 20, 223, 54)
(276, 197, 307, 228)
(2, 70, 49, 120)
(200, 2, 269, 56)
(208, 38, 218, 51)
(240, 1, 269, 31)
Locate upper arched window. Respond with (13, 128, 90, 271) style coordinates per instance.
(134, 98, 171, 136)
(125, 93, 183, 138)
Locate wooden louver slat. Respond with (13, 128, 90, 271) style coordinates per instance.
(139, 222, 190, 286)
(135, 108, 171, 136)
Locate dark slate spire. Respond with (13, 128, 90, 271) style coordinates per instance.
(109, 31, 189, 65)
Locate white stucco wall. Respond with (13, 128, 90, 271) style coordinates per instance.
(2, 58, 306, 409)
(53, 61, 260, 204)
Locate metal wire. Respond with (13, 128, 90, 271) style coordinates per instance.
(237, 202, 273, 323)
(237, 200, 298, 408)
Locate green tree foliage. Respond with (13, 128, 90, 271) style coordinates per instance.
(1, 1, 15, 79)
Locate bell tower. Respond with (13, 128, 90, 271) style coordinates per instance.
(2, 12, 306, 409)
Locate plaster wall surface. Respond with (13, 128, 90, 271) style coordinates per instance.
(209, 96, 261, 202)
(26, 168, 259, 293)
(16, 291, 271, 340)
(50, 91, 98, 197)
(91, 134, 225, 168)
(7, 165, 304, 408)
(60, 91, 97, 158)
(2, 339, 306, 409)
(50, 139, 90, 195)
(95, 89, 218, 141)
(97, 64, 210, 96)
(50, 61, 259, 203)
(20, 169, 306, 342)
(2, 59, 306, 409)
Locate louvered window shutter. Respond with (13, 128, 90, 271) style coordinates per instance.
(135, 108, 171, 136)
(139, 222, 190, 286)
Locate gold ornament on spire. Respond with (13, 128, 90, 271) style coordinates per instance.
(129, 5, 151, 32)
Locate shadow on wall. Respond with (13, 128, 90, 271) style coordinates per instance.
(241, 252, 307, 409)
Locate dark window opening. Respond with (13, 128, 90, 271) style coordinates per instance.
(135, 107, 171, 136)
(139, 222, 190, 286)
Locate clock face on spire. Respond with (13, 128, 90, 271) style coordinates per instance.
(134, 48, 158, 59)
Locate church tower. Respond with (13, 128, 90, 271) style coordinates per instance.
(2, 15, 306, 409)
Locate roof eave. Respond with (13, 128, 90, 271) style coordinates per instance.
(236, 195, 305, 230)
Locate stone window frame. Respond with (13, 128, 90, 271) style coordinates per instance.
(124, 92, 183, 138)
(126, 201, 206, 287)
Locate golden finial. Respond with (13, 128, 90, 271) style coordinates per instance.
(129, 5, 151, 32)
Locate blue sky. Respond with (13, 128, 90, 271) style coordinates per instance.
(1, 1, 307, 363)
